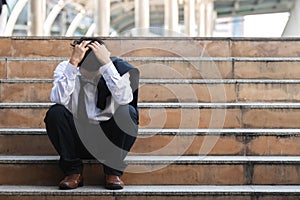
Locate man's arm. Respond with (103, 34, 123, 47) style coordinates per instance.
(50, 61, 78, 105)
(100, 62, 133, 105)
(50, 40, 90, 105)
(87, 41, 133, 105)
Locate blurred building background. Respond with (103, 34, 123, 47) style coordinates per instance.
(0, 0, 298, 37)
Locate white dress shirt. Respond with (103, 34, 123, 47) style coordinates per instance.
(50, 60, 133, 123)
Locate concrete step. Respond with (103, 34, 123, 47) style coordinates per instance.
(2, 102, 300, 128)
(1, 185, 300, 199)
(1, 155, 300, 185)
(2, 56, 231, 79)
(1, 102, 300, 129)
(1, 128, 300, 156)
(0, 79, 236, 103)
(1, 37, 300, 57)
(2, 57, 300, 79)
(0, 37, 229, 57)
(3, 79, 300, 103)
(130, 57, 300, 79)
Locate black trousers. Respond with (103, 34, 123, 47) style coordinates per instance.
(44, 104, 138, 176)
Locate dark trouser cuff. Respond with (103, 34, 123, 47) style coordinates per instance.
(103, 164, 124, 176)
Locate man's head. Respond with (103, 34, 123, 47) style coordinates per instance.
(71, 37, 106, 72)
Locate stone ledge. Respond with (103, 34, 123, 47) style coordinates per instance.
(1, 185, 300, 196)
(1, 155, 300, 165)
(2, 128, 300, 137)
(3, 102, 300, 109)
(2, 56, 300, 62)
(4, 78, 300, 84)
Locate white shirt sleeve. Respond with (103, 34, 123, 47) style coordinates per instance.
(100, 61, 133, 105)
(50, 61, 78, 106)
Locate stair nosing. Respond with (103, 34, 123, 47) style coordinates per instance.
(4, 78, 300, 84)
(2, 56, 300, 62)
(1, 128, 300, 136)
(1, 102, 300, 109)
(139, 79, 300, 84)
(1, 155, 300, 165)
(1, 185, 300, 196)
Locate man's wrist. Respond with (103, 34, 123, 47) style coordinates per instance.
(100, 57, 111, 66)
(69, 58, 80, 67)
(99, 61, 114, 75)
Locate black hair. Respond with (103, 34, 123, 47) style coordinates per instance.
(70, 37, 106, 68)
(70, 37, 105, 47)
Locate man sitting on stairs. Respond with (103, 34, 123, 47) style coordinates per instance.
(44, 38, 139, 190)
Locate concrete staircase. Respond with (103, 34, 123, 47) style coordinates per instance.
(1, 37, 300, 199)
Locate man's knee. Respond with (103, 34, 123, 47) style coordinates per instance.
(128, 105, 138, 125)
(115, 105, 138, 125)
(44, 104, 71, 124)
(112, 105, 138, 138)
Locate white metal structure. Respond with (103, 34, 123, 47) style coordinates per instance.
(0, 0, 298, 37)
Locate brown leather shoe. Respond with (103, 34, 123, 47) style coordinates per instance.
(105, 175, 124, 190)
(59, 174, 83, 190)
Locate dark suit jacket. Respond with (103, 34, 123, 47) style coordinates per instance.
(97, 57, 140, 123)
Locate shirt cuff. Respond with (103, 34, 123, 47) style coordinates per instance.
(65, 62, 78, 79)
(99, 61, 119, 77)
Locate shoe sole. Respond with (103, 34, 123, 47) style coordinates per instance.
(59, 181, 84, 190)
(105, 184, 124, 190)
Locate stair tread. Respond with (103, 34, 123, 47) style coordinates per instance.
(1, 185, 300, 195)
(2, 128, 300, 136)
(2, 102, 300, 108)
(4, 79, 300, 84)
(1, 155, 300, 164)
(1, 56, 300, 62)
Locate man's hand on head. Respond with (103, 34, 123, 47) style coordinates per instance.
(87, 41, 111, 66)
(70, 40, 90, 67)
